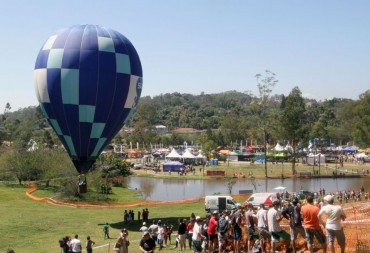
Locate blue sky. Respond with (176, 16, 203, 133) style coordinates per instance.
(1, 1, 369, 113)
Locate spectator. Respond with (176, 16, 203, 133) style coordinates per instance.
(176, 218, 187, 250)
(267, 200, 291, 253)
(301, 196, 327, 253)
(256, 203, 270, 253)
(86, 236, 95, 253)
(245, 203, 259, 251)
(282, 197, 307, 253)
(139, 231, 156, 253)
(319, 195, 346, 253)
(70, 234, 82, 253)
(207, 211, 219, 252)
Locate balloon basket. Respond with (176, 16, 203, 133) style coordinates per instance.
(79, 184, 87, 194)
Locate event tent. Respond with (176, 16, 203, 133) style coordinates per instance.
(166, 148, 182, 159)
(162, 161, 184, 172)
(182, 149, 196, 159)
(274, 143, 284, 151)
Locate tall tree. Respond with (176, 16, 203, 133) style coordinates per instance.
(280, 87, 307, 174)
(255, 70, 278, 177)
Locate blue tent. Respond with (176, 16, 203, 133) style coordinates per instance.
(163, 161, 184, 172)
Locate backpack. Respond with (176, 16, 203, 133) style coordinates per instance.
(291, 205, 302, 227)
(217, 216, 229, 233)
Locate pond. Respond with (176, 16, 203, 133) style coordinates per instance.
(125, 176, 370, 201)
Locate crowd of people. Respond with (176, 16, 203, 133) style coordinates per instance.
(59, 234, 95, 253)
(135, 194, 347, 253)
(56, 188, 359, 253)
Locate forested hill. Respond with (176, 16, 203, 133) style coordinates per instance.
(0, 89, 369, 148)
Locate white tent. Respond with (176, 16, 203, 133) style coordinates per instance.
(285, 144, 293, 151)
(166, 148, 182, 159)
(274, 143, 284, 151)
(182, 149, 196, 159)
(197, 151, 206, 159)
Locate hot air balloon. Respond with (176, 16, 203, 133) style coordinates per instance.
(34, 25, 142, 189)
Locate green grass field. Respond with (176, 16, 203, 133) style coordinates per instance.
(0, 183, 207, 253)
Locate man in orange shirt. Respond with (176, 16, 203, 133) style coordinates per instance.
(301, 196, 327, 253)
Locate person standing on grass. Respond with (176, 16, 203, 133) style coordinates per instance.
(103, 222, 110, 239)
(301, 196, 327, 253)
(70, 234, 82, 253)
(140, 231, 156, 253)
(58, 237, 69, 253)
(86, 236, 95, 253)
(156, 220, 165, 250)
(177, 218, 187, 251)
(318, 195, 346, 253)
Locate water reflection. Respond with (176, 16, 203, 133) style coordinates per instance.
(126, 177, 370, 202)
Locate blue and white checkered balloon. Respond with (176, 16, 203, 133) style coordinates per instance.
(34, 24, 143, 174)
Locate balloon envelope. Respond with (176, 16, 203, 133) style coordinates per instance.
(34, 24, 143, 173)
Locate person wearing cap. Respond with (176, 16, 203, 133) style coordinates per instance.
(140, 231, 156, 253)
(318, 195, 346, 253)
(207, 211, 219, 252)
(282, 197, 307, 253)
(156, 220, 165, 250)
(256, 203, 270, 253)
(245, 203, 259, 251)
(267, 200, 291, 252)
(140, 222, 148, 233)
(192, 216, 205, 252)
(301, 196, 327, 253)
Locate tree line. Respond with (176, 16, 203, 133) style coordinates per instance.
(0, 71, 369, 177)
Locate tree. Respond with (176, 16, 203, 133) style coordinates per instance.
(352, 91, 370, 147)
(280, 87, 307, 174)
(255, 70, 278, 177)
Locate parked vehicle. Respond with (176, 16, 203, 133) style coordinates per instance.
(295, 190, 317, 199)
(242, 192, 279, 208)
(205, 195, 239, 213)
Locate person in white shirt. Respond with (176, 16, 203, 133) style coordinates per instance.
(256, 203, 270, 253)
(157, 220, 165, 250)
(267, 201, 291, 253)
(70, 234, 82, 253)
(192, 216, 205, 252)
(140, 222, 148, 233)
(318, 195, 346, 253)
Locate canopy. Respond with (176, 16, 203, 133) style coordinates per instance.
(197, 151, 206, 159)
(182, 149, 196, 159)
(166, 148, 182, 158)
(274, 143, 284, 151)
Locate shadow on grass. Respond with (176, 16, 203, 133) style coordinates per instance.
(108, 217, 186, 231)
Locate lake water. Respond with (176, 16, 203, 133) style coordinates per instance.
(125, 176, 370, 201)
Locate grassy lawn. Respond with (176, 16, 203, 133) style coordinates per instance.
(0, 183, 206, 253)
